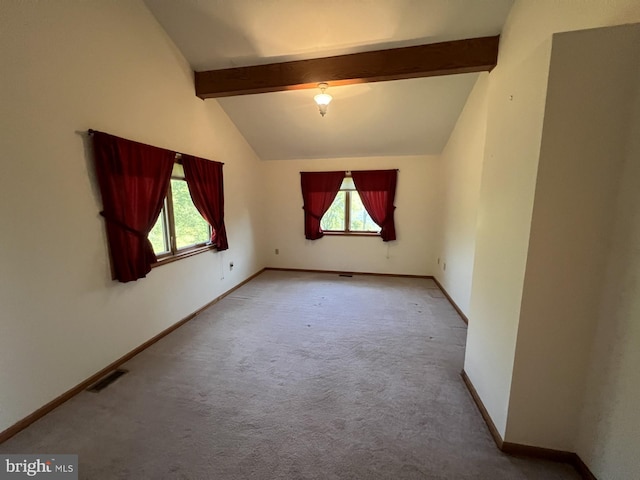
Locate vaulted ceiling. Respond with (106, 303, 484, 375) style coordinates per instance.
(144, 0, 514, 160)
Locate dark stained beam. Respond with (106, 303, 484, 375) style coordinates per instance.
(194, 35, 500, 99)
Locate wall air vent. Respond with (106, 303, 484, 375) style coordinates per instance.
(87, 369, 128, 392)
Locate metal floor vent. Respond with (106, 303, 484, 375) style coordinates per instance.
(87, 368, 128, 392)
(339, 274, 353, 277)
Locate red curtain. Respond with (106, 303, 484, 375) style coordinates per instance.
(182, 155, 229, 250)
(92, 131, 175, 282)
(300, 171, 345, 240)
(351, 169, 398, 241)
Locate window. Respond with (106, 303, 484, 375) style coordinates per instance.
(148, 161, 212, 261)
(320, 176, 381, 234)
(92, 131, 228, 282)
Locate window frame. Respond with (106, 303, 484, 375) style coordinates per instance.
(321, 175, 381, 237)
(151, 162, 215, 267)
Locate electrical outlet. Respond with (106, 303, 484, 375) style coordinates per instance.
(443, 262, 446, 271)
(229, 261, 234, 271)
(437, 257, 440, 264)
(275, 248, 279, 255)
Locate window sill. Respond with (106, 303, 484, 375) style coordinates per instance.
(322, 232, 380, 237)
(151, 244, 216, 268)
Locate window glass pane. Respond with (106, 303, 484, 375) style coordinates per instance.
(341, 176, 356, 190)
(171, 179, 211, 249)
(149, 209, 169, 254)
(350, 192, 381, 232)
(320, 191, 346, 231)
(172, 162, 185, 179)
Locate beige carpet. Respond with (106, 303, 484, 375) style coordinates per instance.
(0, 270, 580, 479)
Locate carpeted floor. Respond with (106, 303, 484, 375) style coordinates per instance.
(1, 270, 580, 479)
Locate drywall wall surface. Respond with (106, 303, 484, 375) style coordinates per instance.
(263, 156, 437, 276)
(464, 1, 554, 438)
(0, 0, 265, 433)
(435, 73, 489, 315)
(464, 0, 640, 440)
(506, 24, 640, 451)
(574, 40, 640, 480)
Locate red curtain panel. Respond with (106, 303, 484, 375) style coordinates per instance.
(182, 155, 229, 250)
(351, 169, 398, 241)
(300, 171, 345, 240)
(92, 131, 174, 282)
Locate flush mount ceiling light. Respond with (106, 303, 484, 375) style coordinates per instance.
(314, 82, 332, 117)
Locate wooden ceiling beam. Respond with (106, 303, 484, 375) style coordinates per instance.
(194, 35, 500, 99)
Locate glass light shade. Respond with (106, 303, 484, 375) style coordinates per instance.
(314, 93, 333, 106)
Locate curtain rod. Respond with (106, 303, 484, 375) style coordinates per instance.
(87, 129, 223, 164)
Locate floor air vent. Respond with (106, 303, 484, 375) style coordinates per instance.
(339, 274, 353, 277)
(87, 369, 128, 392)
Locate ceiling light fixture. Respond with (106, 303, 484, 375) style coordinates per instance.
(314, 82, 332, 117)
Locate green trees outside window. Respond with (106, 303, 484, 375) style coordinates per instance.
(320, 177, 380, 234)
(149, 163, 211, 258)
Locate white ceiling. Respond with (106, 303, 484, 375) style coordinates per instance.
(144, 0, 514, 160)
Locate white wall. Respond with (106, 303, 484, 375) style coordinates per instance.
(464, 0, 640, 440)
(263, 156, 438, 276)
(575, 50, 640, 480)
(506, 24, 640, 451)
(435, 73, 489, 315)
(0, 0, 265, 433)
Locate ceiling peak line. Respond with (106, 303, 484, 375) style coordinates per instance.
(194, 35, 500, 99)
